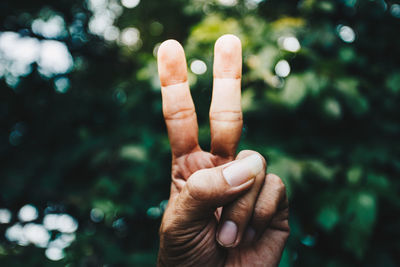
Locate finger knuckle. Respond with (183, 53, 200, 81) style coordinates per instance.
(222, 198, 252, 224)
(254, 205, 274, 220)
(232, 198, 251, 216)
(268, 174, 286, 191)
(186, 180, 206, 202)
(186, 170, 215, 202)
(164, 107, 195, 121)
(209, 110, 243, 122)
(159, 222, 169, 237)
(159, 214, 174, 238)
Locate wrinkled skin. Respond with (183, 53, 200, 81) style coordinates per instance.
(157, 35, 289, 267)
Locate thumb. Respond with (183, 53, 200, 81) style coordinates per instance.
(175, 154, 264, 222)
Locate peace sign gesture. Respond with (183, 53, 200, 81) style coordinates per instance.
(159, 34, 243, 177)
(157, 35, 289, 267)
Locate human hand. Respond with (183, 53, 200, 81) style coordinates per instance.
(157, 34, 289, 267)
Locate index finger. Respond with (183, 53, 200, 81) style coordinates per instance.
(157, 40, 199, 158)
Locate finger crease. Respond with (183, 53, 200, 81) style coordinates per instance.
(164, 108, 196, 120)
(210, 110, 242, 122)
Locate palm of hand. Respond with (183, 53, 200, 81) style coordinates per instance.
(158, 35, 289, 267)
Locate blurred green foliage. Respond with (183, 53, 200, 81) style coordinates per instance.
(1, 0, 400, 266)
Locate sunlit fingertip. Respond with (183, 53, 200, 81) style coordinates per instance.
(213, 34, 242, 79)
(215, 34, 242, 52)
(157, 39, 188, 87)
(157, 39, 183, 58)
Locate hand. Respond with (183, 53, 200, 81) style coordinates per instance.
(157, 34, 289, 267)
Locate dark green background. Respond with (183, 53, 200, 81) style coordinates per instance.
(1, 0, 399, 266)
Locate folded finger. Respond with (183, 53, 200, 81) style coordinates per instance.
(249, 173, 288, 242)
(216, 150, 266, 248)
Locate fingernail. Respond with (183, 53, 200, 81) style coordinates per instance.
(218, 220, 237, 247)
(243, 227, 256, 245)
(223, 154, 263, 186)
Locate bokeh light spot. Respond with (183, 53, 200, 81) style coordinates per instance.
(120, 27, 140, 46)
(104, 25, 120, 41)
(337, 25, 355, 43)
(90, 208, 104, 223)
(18, 204, 38, 222)
(275, 60, 290, 77)
(280, 36, 301, 52)
(245, 0, 264, 9)
(301, 234, 316, 247)
(38, 40, 74, 77)
(324, 98, 341, 118)
(217, 0, 238, 6)
(391, 4, 400, 18)
(43, 213, 78, 233)
(159, 200, 168, 212)
(147, 207, 162, 219)
(88, 11, 114, 36)
(31, 15, 66, 38)
(0, 32, 73, 79)
(0, 31, 40, 77)
(23, 223, 50, 248)
(45, 246, 64, 261)
(0, 209, 12, 224)
(113, 89, 127, 104)
(48, 233, 76, 250)
(54, 77, 70, 93)
(121, 0, 140, 9)
(5, 223, 29, 246)
(190, 59, 207, 75)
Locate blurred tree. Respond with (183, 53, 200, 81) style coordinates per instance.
(0, 0, 399, 266)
